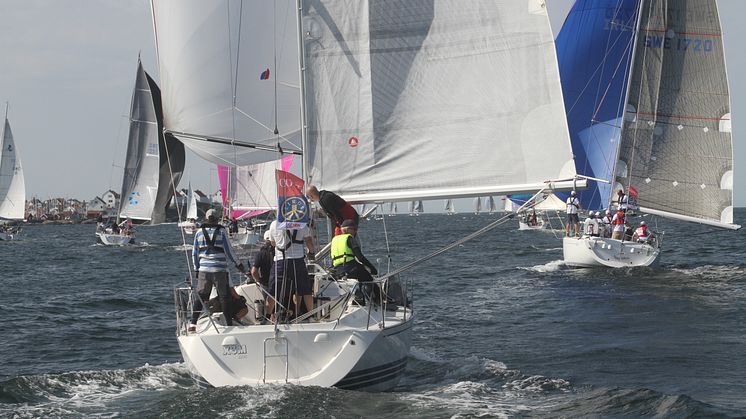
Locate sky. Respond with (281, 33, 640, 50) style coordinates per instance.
(0, 0, 744, 208)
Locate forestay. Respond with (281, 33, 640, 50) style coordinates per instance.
(617, 0, 738, 228)
(302, 0, 578, 203)
(119, 61, 163, 221)
(0, 112, 25, 220)
(151, 0, 302, 166)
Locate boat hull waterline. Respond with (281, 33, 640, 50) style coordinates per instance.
(563, 236, 660, 268)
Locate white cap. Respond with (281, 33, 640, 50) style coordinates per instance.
(640, 220, 646, 226)
(205, 209, 218, 220)
(570, 191, 576, 196)
(606, 209, 611, 215)
(263, 231, 271, 240)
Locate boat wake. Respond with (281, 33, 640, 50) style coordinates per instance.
(670, 264, 746, 281)
(517, 260, 566, 273)
(398, 348, 571, 416)
(0, 363, 190, 417)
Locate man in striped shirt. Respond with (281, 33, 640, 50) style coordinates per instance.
(189, 209, 245, 331)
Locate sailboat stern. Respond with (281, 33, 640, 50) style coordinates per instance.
(178, 322, 383, 388)
(563, 236, 660, 268)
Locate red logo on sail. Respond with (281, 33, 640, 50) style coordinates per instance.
(348, 136, 359, 148)
(628, 185, 639, 198)
(259, 68, 270, 80)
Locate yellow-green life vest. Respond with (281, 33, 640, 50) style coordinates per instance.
(331, 233, 356, 267)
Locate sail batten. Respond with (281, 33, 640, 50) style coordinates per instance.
(302, 0, 577, 199)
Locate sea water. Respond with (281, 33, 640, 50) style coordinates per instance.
(1, 210, 745, 417)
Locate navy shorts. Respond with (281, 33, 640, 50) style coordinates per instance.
(567, 213, 579, 223)
(268, 258, 312, 296)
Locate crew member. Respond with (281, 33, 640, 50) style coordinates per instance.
(583, 211, 600, 237)
(633, 220, 651, 243)
(306, 185, 359, 235)
(565, 191, 581, 237)
(267, 219, 315, 321)
(611, 209, 626, 240)
(189, 209, 245, 331)
(331, 219, 378, 290)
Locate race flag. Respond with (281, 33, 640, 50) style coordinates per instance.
(276, 170, 309, 229)
(259, 68, 270, 80)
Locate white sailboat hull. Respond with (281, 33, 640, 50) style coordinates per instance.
(563, 236, 660, 268)
(518, 219, 546, 230)
(178, 278, 413, 391)
(178, 221, 198, 235)
(230, 231, 261, 248)
(180, 314, 412, 390)
(0, 231, 19, 241)
(96, 232, 135, 246)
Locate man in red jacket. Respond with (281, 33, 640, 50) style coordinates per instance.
(306, 185, 359, 235)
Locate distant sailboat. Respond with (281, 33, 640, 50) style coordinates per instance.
(557, 0, 739, 267)
(388, 201, 398, 217)
(474, 197, 482, 214)
(177, 183, 199, 234)
(410, 200, 423, 216)
(485, 196, 497, 214)
(98, 59, 184, 245)
(445, 199, 456, 215)
(0, 104, 25, 241)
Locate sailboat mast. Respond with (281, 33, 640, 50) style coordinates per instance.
(295, 0, 309, 184)
(608, 0, 645, 210)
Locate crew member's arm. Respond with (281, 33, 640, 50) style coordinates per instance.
(250, 252, 261, 282)
(349, 236, 377, 275)
(304, 236, 315, 260)
(192, 232, 201, 272)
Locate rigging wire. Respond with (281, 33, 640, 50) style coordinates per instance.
(376, 186, 550, 282)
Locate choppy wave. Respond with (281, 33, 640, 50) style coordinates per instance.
(0, 363, 190, 417)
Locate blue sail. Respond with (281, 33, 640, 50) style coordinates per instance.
(554, 0, 640, 211)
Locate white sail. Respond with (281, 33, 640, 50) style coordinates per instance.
(445, 199, 456, 215)
(486, 196, 497, 214)
(303, 0, 578, 203)
(615, 0, 738, 229)
(151, 0, 302, 166)
(228, 157, 290, 212)
(186, 183, 198, 220)
(119, 60, 161, 221)
(474, 197, 482, 214)
(0, 110, 25, 220)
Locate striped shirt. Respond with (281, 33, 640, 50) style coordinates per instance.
(192, 226, 240, 273)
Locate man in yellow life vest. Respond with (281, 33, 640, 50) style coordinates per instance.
(331, 219, 377, 283)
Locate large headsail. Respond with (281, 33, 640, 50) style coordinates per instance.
(151, 0, 302, 166)
(119, 60, 162, 221)
(618, 0, 738, 229)
(0, 110, 25, 220)
(218, 155, 294, 219)
(302, 0, 578, 203)
(555, 0, 641, 210)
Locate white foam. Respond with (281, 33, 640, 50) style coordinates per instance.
(517, 260, 566, 273)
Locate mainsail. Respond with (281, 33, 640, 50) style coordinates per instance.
(151, 0, 302, 166)
(119, 60, 165, 222)
(617, 0, 737, 228)
(0, 108, 25, 220)
(302, 0, 579, 203)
